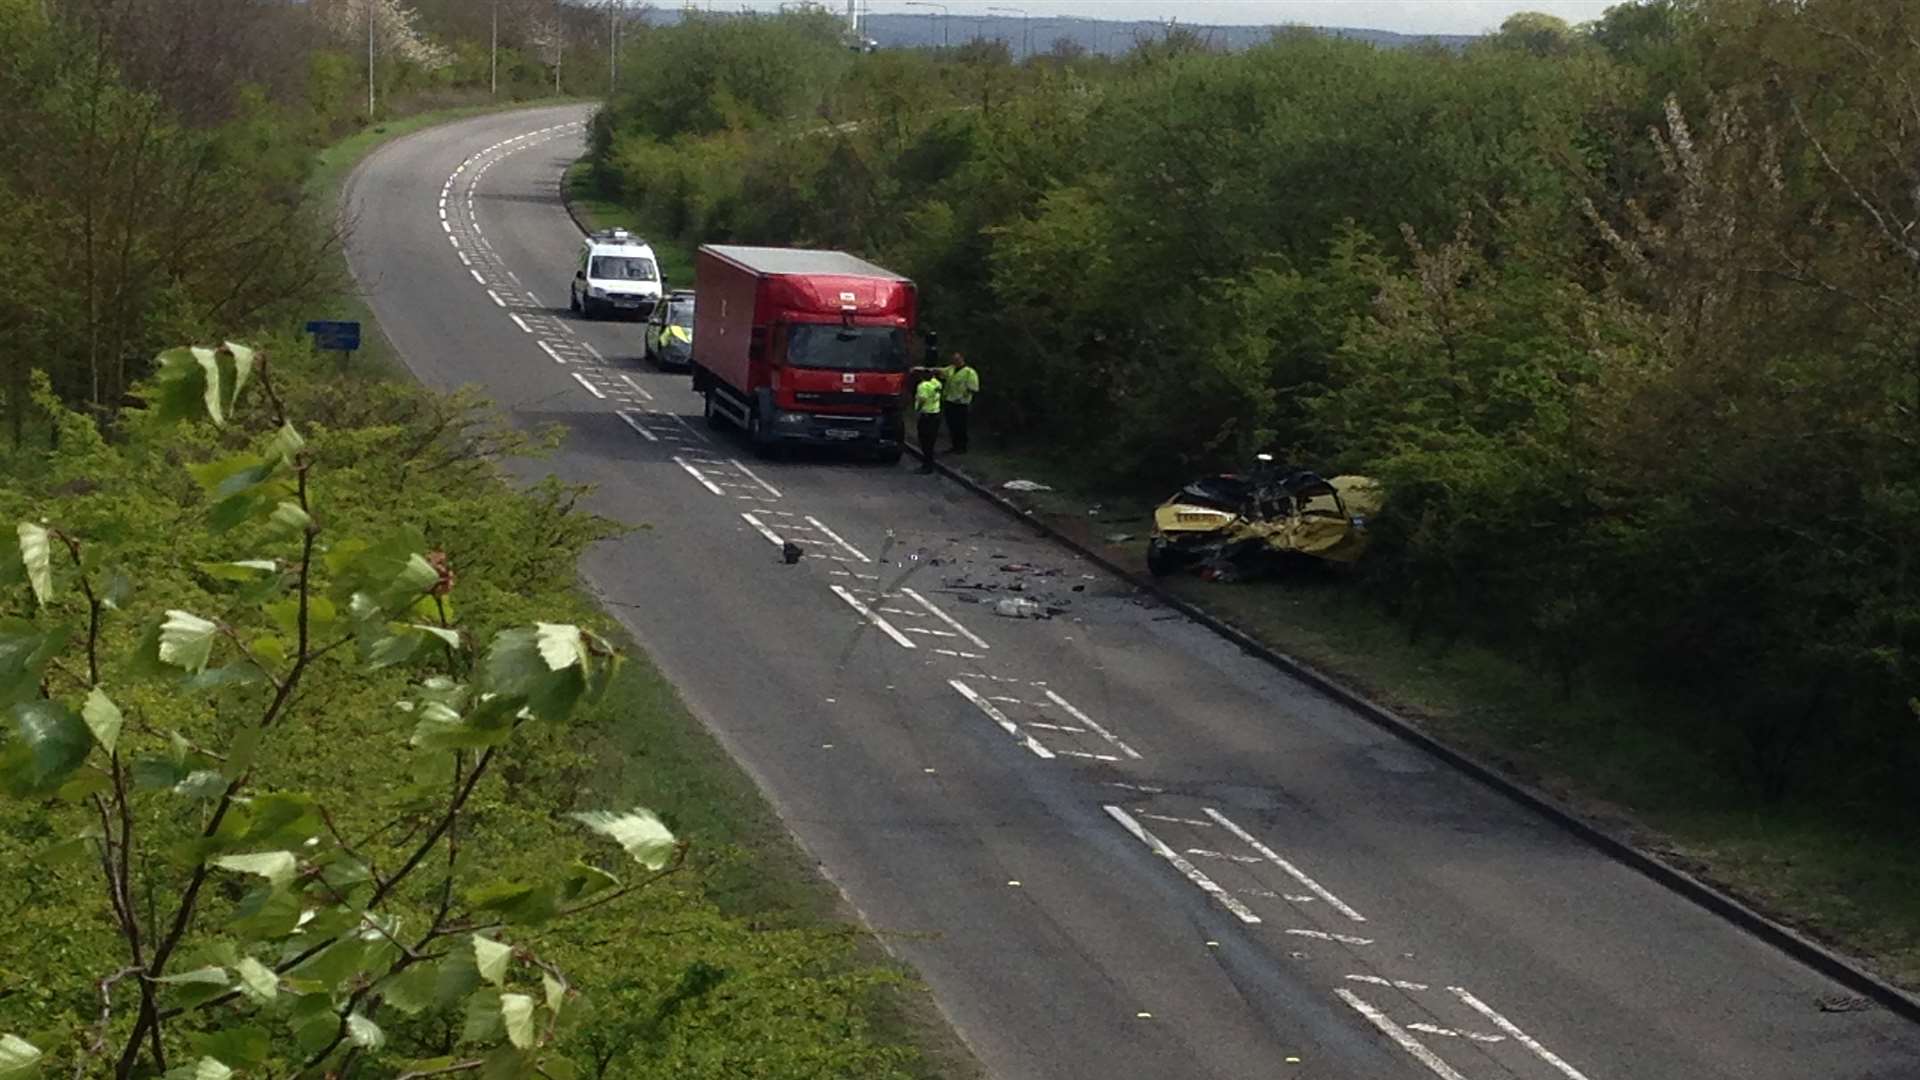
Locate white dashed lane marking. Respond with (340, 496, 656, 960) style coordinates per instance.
(1105, 805, 1261, 924)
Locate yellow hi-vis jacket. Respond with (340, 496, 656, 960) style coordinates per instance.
(914, 376, 944, 415)
(943, 363, 979, 404)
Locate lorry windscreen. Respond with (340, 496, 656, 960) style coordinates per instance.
(785, 325, 906, 372)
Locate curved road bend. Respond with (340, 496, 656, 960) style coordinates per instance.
(344, 105, 1920, 1080)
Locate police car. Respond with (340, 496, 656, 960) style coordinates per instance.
(569, 228, 663, 319)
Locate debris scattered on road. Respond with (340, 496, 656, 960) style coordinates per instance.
(1817, 994, 1874, 1013)
(1072, 585, 1085, 592)
(994, 597, 1050, 619)
(781, 540, 803, 564)
(1105, 533, 1134, 543)
(1003, 479, 1052, 492)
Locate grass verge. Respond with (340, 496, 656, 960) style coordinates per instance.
(935, 443, 1920, 991)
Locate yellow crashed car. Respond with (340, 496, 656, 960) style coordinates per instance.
(1147, 456, 1383, 578)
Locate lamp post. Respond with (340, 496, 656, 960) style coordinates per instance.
(987, 5, 1027, 58)
(903, 1, 948, 48)
(366, 0, 376, 118)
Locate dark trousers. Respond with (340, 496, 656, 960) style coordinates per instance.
(944, 401, 970, 453)
(916, 414, 940, 471)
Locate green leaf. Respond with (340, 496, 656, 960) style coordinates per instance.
(534, 623, 586, 672)
(558, 861, 621, 902)
(158, 610, 219, 674)
(479, 1046, 532, 1080)
(380, 963, 440, 1015)
(267, 501, 311, 539)
(157, 966, 228, 986)
(413, 624, 463, 649)
(157, 967, 231, 1009)
(473, 934, 512, 987)
(130, 755, 188, 791)
(346, 1012, 384, 1050)
(0, 1034, 42, 1078)
(500, 992, 536, 1050)
(265, 421, 303, 465)
(192, 346, 225, 426)
(173, 770, 229, 800)
(16, 524, 51, 606)
(101, 568, 134, 611)
(4, 701, 92, 794)
(0, 620, 64, 707)
(193, 1026, 269, 1069)
(211, 851, 298, 889)
(54, 771, 110, 805)
(410, 703, 510, 752)
(462, 987, 504, 1043)
(151, 346, 212, 425)
(234, 956, 278, 1003)
(569, 807, 677, 870)
(81, 688, 123, 752)
(197, 560, 278, 583)
(266, 595, 335, 639)
(223, 342, 257, 414)
(162, 1057, 232, 1080)
(230, 886, 301, 941)
(542, 973, 566, 1016)
(467, 879, 558, 926)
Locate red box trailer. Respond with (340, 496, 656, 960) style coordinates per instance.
(690, 245, 916, 460)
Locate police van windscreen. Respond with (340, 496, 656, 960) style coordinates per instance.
(785, 325, 907, 372)
(591, 256, 657, 281)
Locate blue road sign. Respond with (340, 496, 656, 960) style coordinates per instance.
(304, 320, 361, 352)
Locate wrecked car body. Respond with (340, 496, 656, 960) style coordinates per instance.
(1146, 457, 1384, 579)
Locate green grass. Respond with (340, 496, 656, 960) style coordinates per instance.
(563, 163, 697, 288)
(939, 443, 1920, 990)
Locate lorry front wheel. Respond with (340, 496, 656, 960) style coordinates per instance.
(747, 409, 775, 459)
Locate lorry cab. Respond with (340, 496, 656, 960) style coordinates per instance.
(690, 245, 917, 461)
(570, 228, 662, 319)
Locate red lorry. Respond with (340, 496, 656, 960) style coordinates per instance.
(689, 244, 916, 461)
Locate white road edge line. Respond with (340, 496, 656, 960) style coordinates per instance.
(804, 516, 870, 563)
(617, 373, 652, 401)
(509, 314, 533, 334)
(1285, 928, 1374, 946)
(1448, 987, 1591, 1080)
(729, 459, 782, 498)
(950, 680, 1053, 759)
(739, 511, 784, 542)
(1043, 690, 1141, 759)
(1345, 974, 1430, 992)
(1333, 990, 1470, 1080)
(487, 290, 506, 308)
(1104, 806, 1260, 923)
(569, 371, 606, 400)
(469, 269, 486, 284)
(616, 410, 658, 442)
(900, 588, 990, 650)
(1203, 808, 1367, 922)
(537, 341, 567, 365)
(664, 459, 718, 496)
(832, 585, 918, 650)
(1406, 1023, 1506, 1045)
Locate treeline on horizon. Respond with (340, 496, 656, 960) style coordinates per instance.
(585, 2, 1920, 813)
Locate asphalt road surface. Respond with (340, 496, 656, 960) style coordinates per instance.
(344, 104, 1920, 1080)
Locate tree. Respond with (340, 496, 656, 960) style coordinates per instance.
(0, 345, 682, 1076)
(1488, 11, 1577, 56)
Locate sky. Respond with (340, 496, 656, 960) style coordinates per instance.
(759, 1, 1625, 36)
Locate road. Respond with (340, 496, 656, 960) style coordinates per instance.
(344, 104, 1920, 1080)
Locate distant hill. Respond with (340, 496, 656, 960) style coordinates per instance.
(639, 9, 1476, 56)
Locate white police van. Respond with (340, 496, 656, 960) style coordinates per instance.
(569, 229, 663, 319)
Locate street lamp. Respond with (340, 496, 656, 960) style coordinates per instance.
(903, 0, 947, 48)
(987, 5, 1027, 58)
